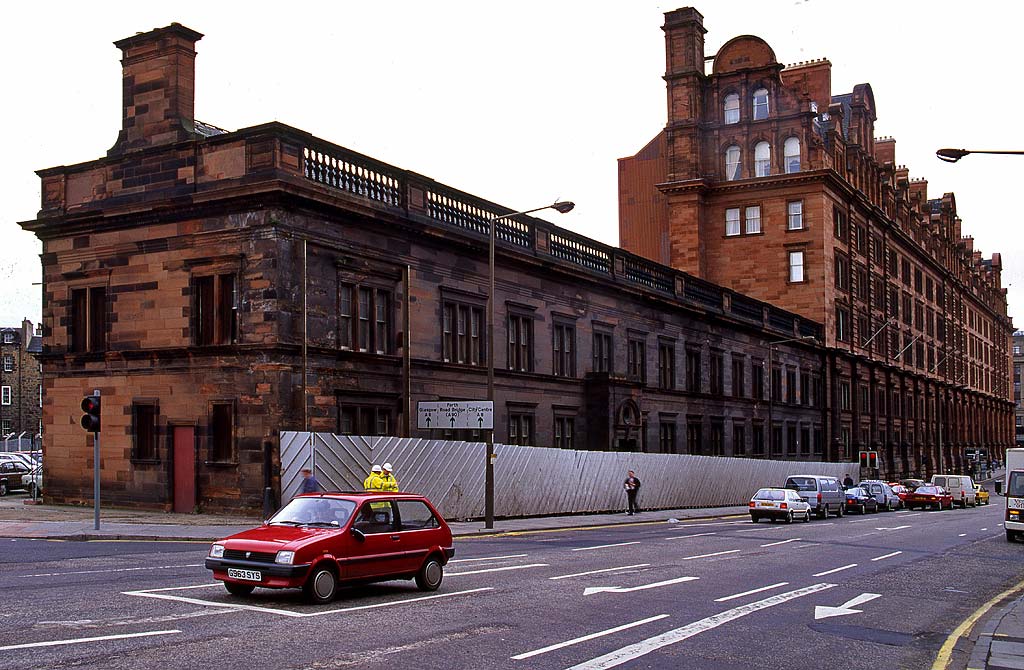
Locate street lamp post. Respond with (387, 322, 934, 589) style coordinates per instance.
(766, 335, 816, 458)
(936, 148, 1024, 163)
(486, 200, 574, 529)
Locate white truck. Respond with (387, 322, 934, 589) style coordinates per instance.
(1005, 448, 1024, 542)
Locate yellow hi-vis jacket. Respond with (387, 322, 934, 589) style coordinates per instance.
(379, 473, 399, 492)
(363, 473, 383, 491)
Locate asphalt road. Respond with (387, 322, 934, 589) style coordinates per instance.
(2, 500, 1021, 670)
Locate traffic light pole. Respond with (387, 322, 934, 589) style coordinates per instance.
(93, 430, 100, 530)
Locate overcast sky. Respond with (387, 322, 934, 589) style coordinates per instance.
(3, 1, 1022, 330)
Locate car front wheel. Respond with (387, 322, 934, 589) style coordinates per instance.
(415, 556, 444, 591)
(224, 582, 255, 597)
(304, 566, 338, 604)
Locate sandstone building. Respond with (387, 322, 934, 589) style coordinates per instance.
(619, 8, 1014, 478)
(0, 319, 42, 442)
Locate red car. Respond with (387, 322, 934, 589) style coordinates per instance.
(889, 484, 911, 502)
(904, 485, 953, 511)
(205, 492, 455, 603)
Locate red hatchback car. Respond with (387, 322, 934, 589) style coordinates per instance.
(205, 492, 455, 603)
(904, 485, 953, 511)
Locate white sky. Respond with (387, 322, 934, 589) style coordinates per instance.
(3, 1, 1022, 329)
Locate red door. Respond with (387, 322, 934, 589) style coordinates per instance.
(173, 427, 195, 514)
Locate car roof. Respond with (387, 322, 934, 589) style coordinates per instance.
(292, 491, 426, 501)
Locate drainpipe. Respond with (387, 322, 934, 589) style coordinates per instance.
(404, 264, 412, 437)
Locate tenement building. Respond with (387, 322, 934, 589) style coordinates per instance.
(1014, 331, 1024, 447)
(619, 8, 1014, 478)
(23, 23, 829, 513)
(0, 320, 42, 440)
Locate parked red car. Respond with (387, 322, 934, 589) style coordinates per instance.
(206, 492, 455, 603)
(889, 484, 911, 502)
(904, 485, 953, 511)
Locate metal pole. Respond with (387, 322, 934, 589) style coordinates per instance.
(767, 346, 773, 457)
(302, 239, 308, 432)
(93, 388, 100, 531)
(485, 213, 496, 529)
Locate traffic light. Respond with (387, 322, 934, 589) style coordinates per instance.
(81, 395, 101, 432)
(868, 451, 878, 469)
(859, 451, 869, 468)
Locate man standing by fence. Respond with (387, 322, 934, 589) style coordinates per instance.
(623, 470, 641, 515)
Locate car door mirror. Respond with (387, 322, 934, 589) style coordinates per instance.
(350, 527, 366, 542)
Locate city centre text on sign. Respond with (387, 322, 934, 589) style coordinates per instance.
(417, 401, 493, 430)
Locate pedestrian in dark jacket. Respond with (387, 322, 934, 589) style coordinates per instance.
(300, 468, 320, 494)
(624, 470, 641, 515)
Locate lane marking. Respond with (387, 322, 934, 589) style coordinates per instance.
(584, 576, 699, 596)
(981, 528, 989, 531)
(735, 526, 785, 533)
(665, 532, 717, 540)
(871, 551, 902, 561)
(875, 525, 911, 531)
(714, 582, 789, 602)
(760, 538, 801, 548)
(682, 550, 741, 561)
(0, 629, 179, 651)
(549, 564, 651, 581)
(123, 586, 492, 618)
(448, 563, 547, 576)
(958, 533, 967, 537)
(22, 564, 204, 578)
(572, 542, 641, 552)
(510, 615, 669, 660)
(450, 554, 527, 564)
(900, 512, 923, 517)
(567, 583, 836, 669)
(813, 564, 857, 577)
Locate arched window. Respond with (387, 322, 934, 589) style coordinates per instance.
(724, 93, 739, 124)
(754, 142, 771, 177)
(784, 137, 801, 173)
(752, 88, 769, 120)
(725, 145, 741, 181)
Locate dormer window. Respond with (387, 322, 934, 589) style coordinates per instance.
(754, 142, 771, 177)
(724, 93, 739, 124)
(784, 137, 801, 173)
(752, 88, 769, 120)
(725, 145, 741, 181)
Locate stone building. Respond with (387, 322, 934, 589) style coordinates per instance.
(0, 319, 42, 442)
(1014, 332, 1024, 447)
(619, 8, 1014, 478)
(23, 23, 828, 514)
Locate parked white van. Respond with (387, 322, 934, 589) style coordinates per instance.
(784, 474, 845, 519)
(931, 474, 977, 508)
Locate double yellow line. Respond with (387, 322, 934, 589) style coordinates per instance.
(932, 576, 1024, 670)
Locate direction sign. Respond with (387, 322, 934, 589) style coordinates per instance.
(417, 401, 493, 430)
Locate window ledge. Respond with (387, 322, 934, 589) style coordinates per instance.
(131, 458, 161, 466)
(204, 460, 238, 468)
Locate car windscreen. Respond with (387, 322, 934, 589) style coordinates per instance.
(268, 497, 357, 527)
(785, 477, 817, 491)
(754, 489, 785, 500)
(1009, 472, 1024, 497)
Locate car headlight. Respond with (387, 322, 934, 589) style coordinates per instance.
(210, 544, 225, 558)
(275, 551, 295, 565)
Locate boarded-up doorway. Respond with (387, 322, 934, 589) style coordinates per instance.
(173, 426, 196, 514)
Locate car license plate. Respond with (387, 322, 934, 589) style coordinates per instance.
(758, 502, 774, 507)
(227, 568, 262, 582)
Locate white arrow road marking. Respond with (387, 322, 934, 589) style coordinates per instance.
(875, 525, 911, 531)
(549, 564, 650, 581)
(682, 549, 741, 561)
(715, 582, 789, 602)
(0, 629, 180, 651)
(567, 583, 837, 669)
(760, 538, 801, 547)
(511, 615, 669, 660)
(572, 541, 641, 552)
(813, 564, 857, 577)
(584, 576, 699, 596)
(870, 551, 902, 561)
(813, 592, 881, 620)
(447, 563, 547, 576)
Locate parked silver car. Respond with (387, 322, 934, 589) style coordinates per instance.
(857, 480, 901, 511)
(749, 487, 811, 523)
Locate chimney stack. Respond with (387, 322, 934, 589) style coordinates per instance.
(21, 318, 32, 350)
(108, 23, 204, 156)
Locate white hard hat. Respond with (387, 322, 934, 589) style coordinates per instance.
(383, 462, 393, 471)
(371, 465, 382, 473)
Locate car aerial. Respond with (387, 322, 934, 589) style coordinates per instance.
(206, 492, 455, 604)
(843, 487, 879, 514)
(904, 485, 953, 511)
(974, 484, 990, 506)
(749, 487, 811, 523)
(0, 460, 30, 496)
(858, 480, 901, 511)
(21, 467, 42, 497)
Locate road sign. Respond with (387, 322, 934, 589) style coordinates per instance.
(417, 401, 493, 430)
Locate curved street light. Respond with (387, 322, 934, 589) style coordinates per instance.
(486, 200, 574, 529)
(936, 148, 1024, 163)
